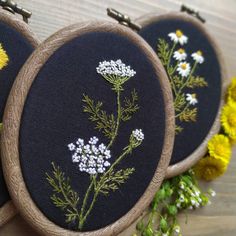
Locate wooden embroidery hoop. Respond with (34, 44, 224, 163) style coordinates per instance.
(135, 12, 228, 179)
(0, 8, 39, 227)
(1, 21, 175, 236)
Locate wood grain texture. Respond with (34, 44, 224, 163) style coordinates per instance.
(0, 0, 236, 236)
(0, 8, 40, 227)
(135, 12, 227, 178)
(1, 21, 174, 235)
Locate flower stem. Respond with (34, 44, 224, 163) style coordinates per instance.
(175, 103, 190, 118)
(167, 42, 176, 68)
(79, 175, 96, 227)
(107, 89, 121, 149)
(179, 61, 198, 92)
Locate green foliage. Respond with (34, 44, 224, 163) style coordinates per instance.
(46, 162, 80, 224)
(156, 35, 208, 134)
(82, 94, 116, 139)
(186, 76, 208, 88)
(157, 38, 170, 66)
(121, 89, 139, 122)
(172, 75, 183, 89)
(175, 125, 183, 134)
(174, 94, 186, 113)
(179, 108, 197, 122)
(98, 168, 135, 195)
(134, 170, 214, 236)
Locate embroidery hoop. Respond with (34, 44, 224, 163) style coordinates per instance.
(135, 12, 227, 179)
(0, 8, 39, 227)
(1, 21, 175, 235)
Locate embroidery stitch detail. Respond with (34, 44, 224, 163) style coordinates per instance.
(157, 29, 208, 134)
(46, 59, 143, 230)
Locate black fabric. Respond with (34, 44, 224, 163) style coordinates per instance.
(139, 18, 222, 165)
(19, 31, 166, 231)
(0, 21, 34, 207)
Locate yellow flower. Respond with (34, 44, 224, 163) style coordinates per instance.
(0, 44, 9, 70)
(194, 156, 228, 181)
(227, 77, 236, 104)
(207, 134, 231, 163)
(221, 102, 236, 141)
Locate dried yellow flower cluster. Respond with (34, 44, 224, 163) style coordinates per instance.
(194, 77, 236, 181)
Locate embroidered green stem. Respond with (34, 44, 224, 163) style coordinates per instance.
(179, 61, 198, 92)
(77, 145, 133, 230)
(167, 42, 177, 68)
(175, 103, 190, 118)
(79, 175, 96, 227)
(107, 88, 121, 149)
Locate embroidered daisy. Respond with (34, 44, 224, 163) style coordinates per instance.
(168, 29, 188, 45)
(191, 50, 204, 64)
(177, 62, 191, 77)
(186, 93, 198, 105)
(173, 48, 187, 61)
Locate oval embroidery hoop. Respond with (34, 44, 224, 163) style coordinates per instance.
(0, 8, 39, 226)
(135, 12, 227, 178)
(1, 21, 175, 235)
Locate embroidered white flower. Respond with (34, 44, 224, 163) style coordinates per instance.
(132, 129, 144, 141)
(186, 93, 198, 105)
(173, 48, 187, 61)
(168, 29, 188, 45)
(96, 59, 136, 78)
(177, 62, 191, 77)
(191, 50, 204, 64)
(68, 136, 111, 175)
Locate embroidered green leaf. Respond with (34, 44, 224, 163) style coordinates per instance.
(172, 75, 183, 89)
(174, 93, 186, 112)
(179, 108, 197, 122)
(186, 76, 208, 88)
(157, 38, 170, 66)
(121, 89, 139, 122)
(175, 125, 183, 134)
(82, 94, 116, 139)
(46, 162, 80, 224)
(99, 168, 135, 195)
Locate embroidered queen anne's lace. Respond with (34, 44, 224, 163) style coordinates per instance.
(68, 137, 111, 175)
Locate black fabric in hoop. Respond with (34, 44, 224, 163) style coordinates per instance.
(0, 21, 34, 208)
(139, 18, 222, 165)
(19, 31, 167, 231)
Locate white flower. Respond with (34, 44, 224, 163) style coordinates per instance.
(89, 136, 99, 145)
(191, 199, 196, 205)
(176, 202, 181, 208)
(173, 48, 187, 61)
(188, 206, 193, 210)
(191, 50, 204, 64)
(68, 136, 111, 175)
(177, 62, 191, 77)
(208, 189, 216, 197)
(96, 59, 136, 78)
(132, 129, 144, 141)
(168, 29, 188, 45)
(68, 143, 76, 151)
(186, 93, 198, 105)
(179, 195, 185, 202)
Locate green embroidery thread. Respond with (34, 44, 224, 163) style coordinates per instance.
(157, 29, 208, 134)
(46, 59, 144, 230)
